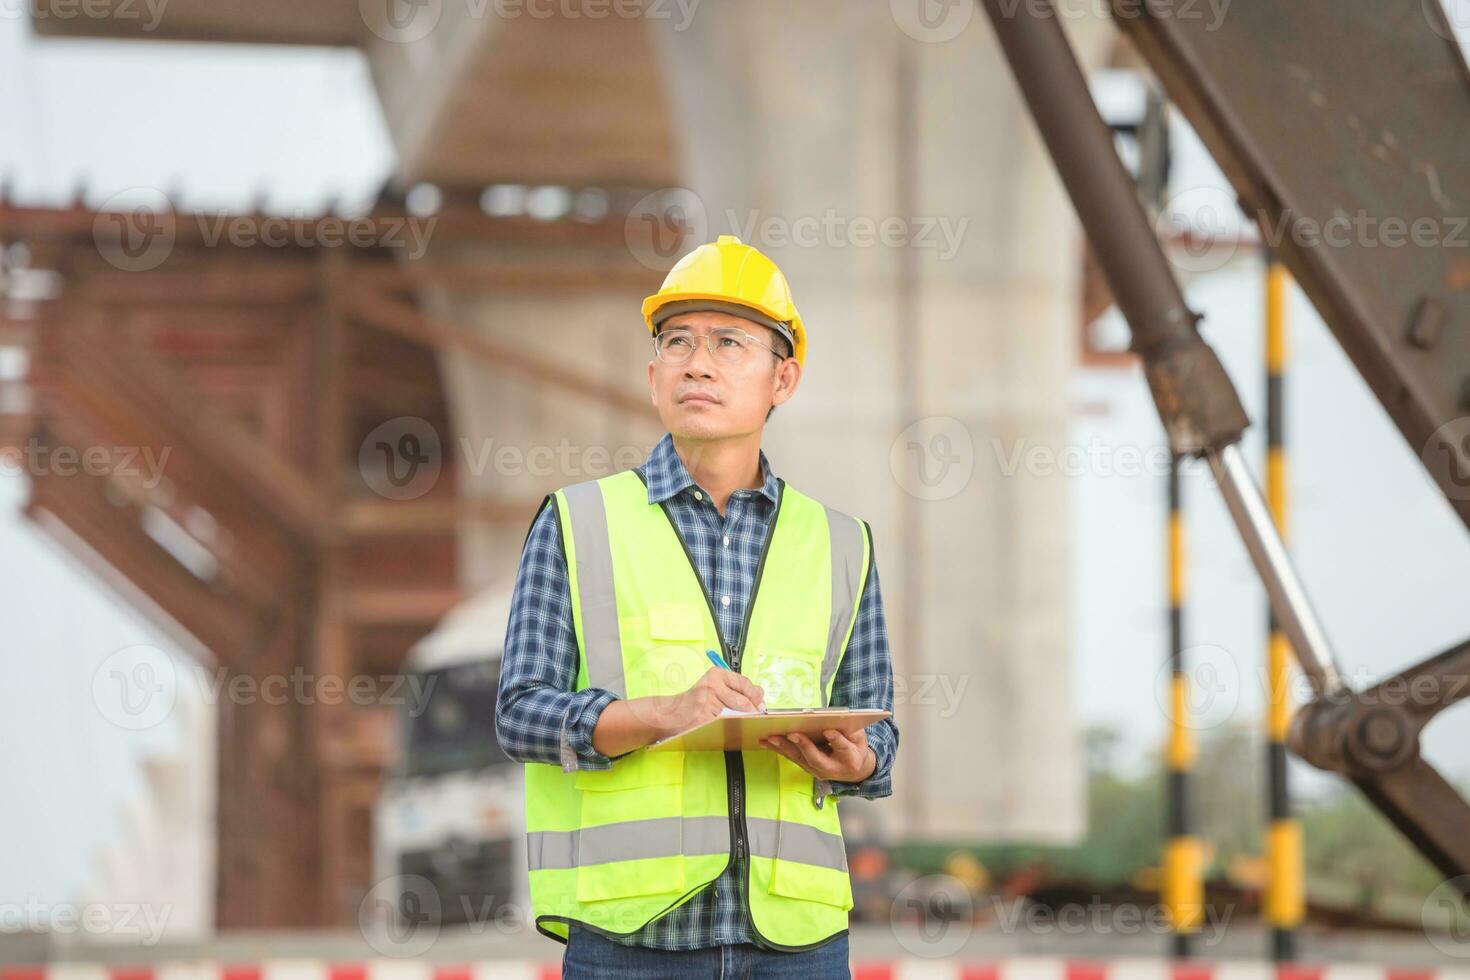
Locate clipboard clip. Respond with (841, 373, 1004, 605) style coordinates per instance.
(812, 778, 831, 809)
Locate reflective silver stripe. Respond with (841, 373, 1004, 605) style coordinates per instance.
(820, 508, 868, 704)
(527, 815, 729, 870)
(530, 816, 846, 873)
(748, 816, 849, 872)
(562, 479, 625, 698)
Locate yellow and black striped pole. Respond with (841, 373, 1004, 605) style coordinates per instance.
(1164, 457, 1204, 958)
(1264, 257, 1304, 961)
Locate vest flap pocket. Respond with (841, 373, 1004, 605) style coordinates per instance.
(647, 602, 705, 641)
(573, 751, 687, 903)
(769, 854, 853, 909)
(769, 757, 853, 909)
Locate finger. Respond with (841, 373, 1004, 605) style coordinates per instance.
(822, 729, 857, 762)
(765, 736, 819, 775)
(823, 729, 864, 764)
(720, 671, 766, 709)
(711, 683, 760, 712)
(786, 732, 837, 774)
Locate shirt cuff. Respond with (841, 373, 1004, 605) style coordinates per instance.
(816, 724, 896, 804)
(559, 688, 620, 772)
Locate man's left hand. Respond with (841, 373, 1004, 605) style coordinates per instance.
(760, 727, 875, 784)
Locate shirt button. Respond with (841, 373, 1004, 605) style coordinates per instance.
(721, 595, 730, 607)
(723, 535, 730, 548)
(693, 490, 703, 500)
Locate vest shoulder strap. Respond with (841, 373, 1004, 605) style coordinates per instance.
(551, 470, 646, 698)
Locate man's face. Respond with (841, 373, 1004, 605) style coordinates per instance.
(647, 310, 801, 441)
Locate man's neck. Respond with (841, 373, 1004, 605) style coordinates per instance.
(672, 433, 764, 517)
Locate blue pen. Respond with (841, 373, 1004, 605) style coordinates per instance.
(707, 649, 767, 715)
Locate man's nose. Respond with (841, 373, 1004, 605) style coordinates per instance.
(682, 340, 717, 377)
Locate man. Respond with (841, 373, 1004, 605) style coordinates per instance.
(496, 235, 899, 979)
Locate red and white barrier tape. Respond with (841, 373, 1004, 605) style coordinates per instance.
(3, 959, 1467, 980)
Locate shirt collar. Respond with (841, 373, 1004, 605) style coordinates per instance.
(639, 432, 781, 506)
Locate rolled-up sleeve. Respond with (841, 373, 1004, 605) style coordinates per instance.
(819, 546, 899, 803)
(495, 501, 622, 772)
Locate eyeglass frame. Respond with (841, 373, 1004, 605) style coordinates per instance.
(651, 324, 791, 365)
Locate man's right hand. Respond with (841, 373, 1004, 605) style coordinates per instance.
(591, 667, 765, 758)
(646, 667, 766, 739)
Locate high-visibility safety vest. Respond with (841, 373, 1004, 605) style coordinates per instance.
(522, 467, 873, 950)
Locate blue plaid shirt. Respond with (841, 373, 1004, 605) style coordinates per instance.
(496, 432, 898, 950)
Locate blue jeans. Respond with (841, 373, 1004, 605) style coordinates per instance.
(561, 925, 851, 979)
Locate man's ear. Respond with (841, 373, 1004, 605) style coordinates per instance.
(648, 359, 658, 406)
(771, 357, 802, 408)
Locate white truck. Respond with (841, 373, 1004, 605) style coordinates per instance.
(373, 589, 529, 930)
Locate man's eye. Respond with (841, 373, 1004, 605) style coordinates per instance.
(718, 335, 743, 347)
(667, 335, 694, 348)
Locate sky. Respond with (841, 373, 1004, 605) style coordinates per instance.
(2, 9, 1470, 909)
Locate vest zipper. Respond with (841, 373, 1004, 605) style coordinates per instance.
(648, 478, 838, 950)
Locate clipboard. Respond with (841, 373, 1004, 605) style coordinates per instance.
(646, 706, 891, 752)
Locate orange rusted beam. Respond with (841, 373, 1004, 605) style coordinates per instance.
(343, 290, 656, 419)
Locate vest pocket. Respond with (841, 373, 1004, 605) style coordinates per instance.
(768, 758, 854, 910)
(573, 750, 687, 902)
(746, 648, 825, 708)
(624, 603, 708, 696)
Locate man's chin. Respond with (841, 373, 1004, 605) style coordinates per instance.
(664, 409, 742, 441)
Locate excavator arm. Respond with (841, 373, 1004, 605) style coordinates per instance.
(978, 0, 1470, 883)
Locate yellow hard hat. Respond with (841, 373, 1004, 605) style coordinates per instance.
(641, 235, 806, 365)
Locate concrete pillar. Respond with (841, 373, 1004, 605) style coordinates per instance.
(649, 0, 1101, 842)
